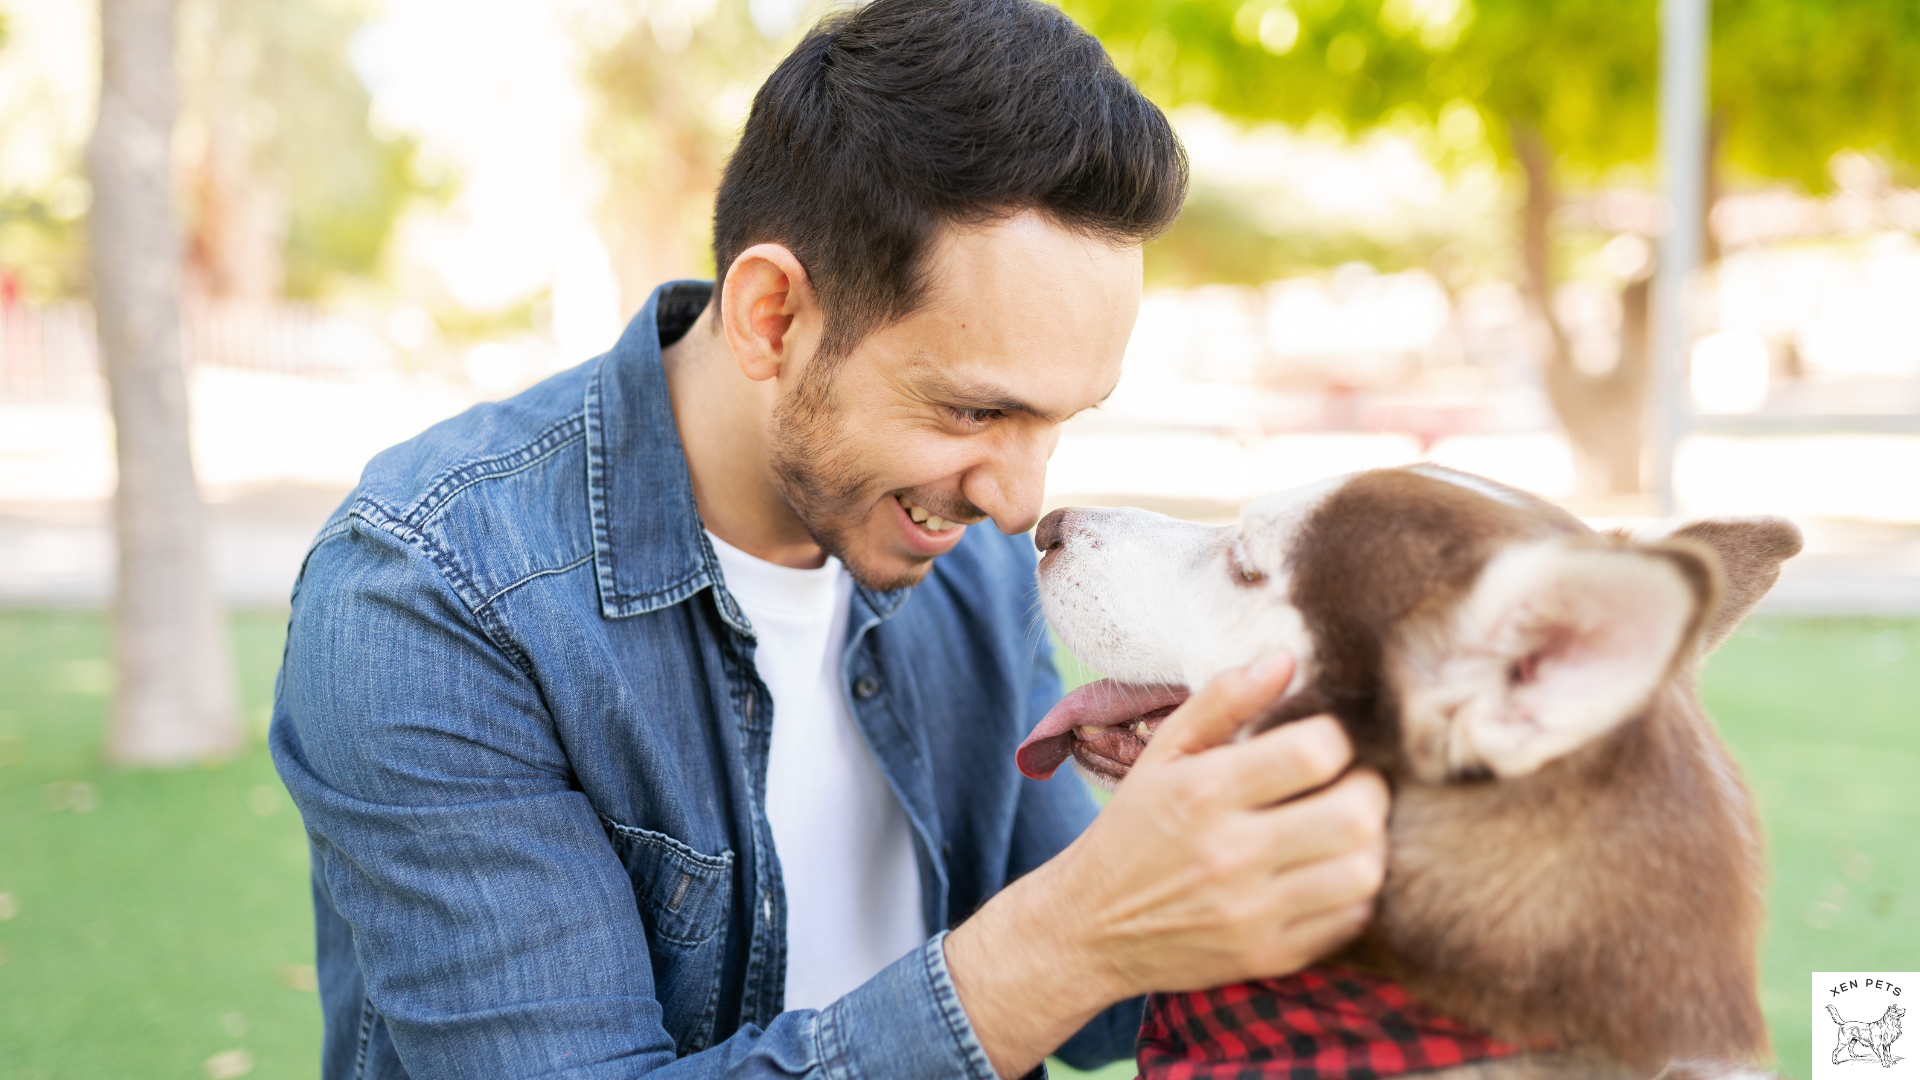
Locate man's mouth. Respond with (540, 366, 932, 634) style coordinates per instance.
(1017, 680, 1189, 782)
(890, 493, 974, 557)
(895, 493, 963, 532)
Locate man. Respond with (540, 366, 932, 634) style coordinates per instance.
(271, 2, 1388, 1078)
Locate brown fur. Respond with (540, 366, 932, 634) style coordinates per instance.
(1265, 471, 1793, 1071)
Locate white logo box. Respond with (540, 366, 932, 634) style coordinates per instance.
(1813, 972, 1915, 1078)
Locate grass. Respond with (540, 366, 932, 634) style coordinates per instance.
(0, 610, 1914, 1079)
(0, 610, 317, 1080)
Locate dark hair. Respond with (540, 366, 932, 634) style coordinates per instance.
(711, 0, 1188, 359)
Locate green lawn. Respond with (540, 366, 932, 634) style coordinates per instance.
(0, 610, 1913, 1079)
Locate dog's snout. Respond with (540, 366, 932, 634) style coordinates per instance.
(1035, 508, 1071, 553)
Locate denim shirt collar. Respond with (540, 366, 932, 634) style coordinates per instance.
(584, 280, 911, 626)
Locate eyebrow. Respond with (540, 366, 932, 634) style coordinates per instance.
(917, 371, 1117, 425)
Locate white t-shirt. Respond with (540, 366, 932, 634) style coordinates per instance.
(704, 530, 926, 1012)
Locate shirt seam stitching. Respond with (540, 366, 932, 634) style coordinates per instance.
(345, 503, 537, 676)
(402, 416, 586, 530)
(479, 551, 595, 608)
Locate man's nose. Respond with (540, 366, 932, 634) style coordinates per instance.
(964, 425, 1055, 536)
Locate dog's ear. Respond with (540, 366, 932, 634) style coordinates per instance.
(1666, 517, 1802, 654)
(1392, 540, 1718, 779)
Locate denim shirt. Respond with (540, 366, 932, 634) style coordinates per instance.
(271, 281, 1144, 1080)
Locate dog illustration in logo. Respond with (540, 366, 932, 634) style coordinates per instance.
(1828, 1002, 1905, 1067)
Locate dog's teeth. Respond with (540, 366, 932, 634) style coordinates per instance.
(908, 504, 929, 523)
(1079, 725, 1105, 737)
(1134, 720, 1151, 737)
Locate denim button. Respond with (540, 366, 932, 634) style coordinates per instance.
(853, 677, 880, 699)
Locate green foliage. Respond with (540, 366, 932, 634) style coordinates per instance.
(189, 0, 434, 298)
(1143, 189, 1474, 287)
(1715, 0, 1920, 189)
(584, 0, 803, 289)
(1064, 0, 1656, 169)
(1066, 0, 1920, 189)
(0, 192, 89, 300)
(0, 13, 88, 301)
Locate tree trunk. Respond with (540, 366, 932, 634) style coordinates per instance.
(88, 0, 240, 765)
(1513, 122, 1649, 497)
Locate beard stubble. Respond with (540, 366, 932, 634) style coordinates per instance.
(767, 357, 932, 593)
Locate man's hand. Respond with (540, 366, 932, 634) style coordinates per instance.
(944, 653, 1389, 1078)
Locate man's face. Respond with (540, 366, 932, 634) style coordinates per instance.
(769, 211, 1141, 591)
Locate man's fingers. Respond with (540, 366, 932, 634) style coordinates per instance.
(1208, 716, 1358, 810)
(1139, 653, 1295, 764)
(1266, 845, 1386, 940)
(1263, 900, 1374, 975)
(1237, 765, 1390, 874)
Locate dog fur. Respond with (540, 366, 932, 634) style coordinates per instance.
(1033, 466, 1803, 1077)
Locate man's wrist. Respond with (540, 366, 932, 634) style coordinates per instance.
(943, 852, 1128, 1078)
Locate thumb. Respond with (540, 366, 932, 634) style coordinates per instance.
(1136, 652, 1296, 766)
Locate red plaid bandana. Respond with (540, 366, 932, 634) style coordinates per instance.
(1135, 965, 1528, 1080)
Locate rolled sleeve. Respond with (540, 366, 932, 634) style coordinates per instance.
(814, 932, 1000, 1080)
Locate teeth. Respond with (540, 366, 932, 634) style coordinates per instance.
(898, 495, 959, 531)
(1079, 725, 1105, 736)
(1134, 720, 1151, 737)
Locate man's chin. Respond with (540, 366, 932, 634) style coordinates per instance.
(839, 548, 936, 593)
(809, 506, 955, 592)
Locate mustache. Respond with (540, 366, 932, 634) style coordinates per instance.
(896, 490, 986, 524)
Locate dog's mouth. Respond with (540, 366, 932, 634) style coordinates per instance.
(1017, 680, 1190, 782)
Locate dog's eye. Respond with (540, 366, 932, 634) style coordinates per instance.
(1228, 550, 1266, 586)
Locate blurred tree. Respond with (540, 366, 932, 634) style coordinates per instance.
(178, 0, 425, 300)
(583, 1, 807, 314)
(1713, 0, 1920, 191)
(88, 0, 241, 764)
(1066, 0, 1920, 495)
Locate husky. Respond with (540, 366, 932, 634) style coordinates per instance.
(1020, 466, 1800, 1078)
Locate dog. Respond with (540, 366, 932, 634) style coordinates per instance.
(1828, 1003, 1905, 1067)
(1020, 465, 1803, 1079)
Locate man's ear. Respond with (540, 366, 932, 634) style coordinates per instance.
(1665, 517, 1802, 654)
(1392, 540, 1717, 780)
(719, 244, 818, 383)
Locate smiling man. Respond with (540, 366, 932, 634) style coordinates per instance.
(272, 2, 1388, 1079)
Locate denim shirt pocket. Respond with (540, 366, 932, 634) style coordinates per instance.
(599, 816, 734, 1055)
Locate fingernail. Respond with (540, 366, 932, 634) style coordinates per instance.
(1251, 652, 1293, 683)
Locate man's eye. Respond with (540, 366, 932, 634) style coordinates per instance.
(949, 406, 1006, 425)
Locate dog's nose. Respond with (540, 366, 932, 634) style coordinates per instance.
(1034, 508, 1070, 553)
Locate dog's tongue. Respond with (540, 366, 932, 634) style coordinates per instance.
(1017, 680, 1190, 780)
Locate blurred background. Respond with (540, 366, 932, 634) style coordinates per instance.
(0, 0, 1914, 1077)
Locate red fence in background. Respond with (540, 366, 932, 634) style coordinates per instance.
(0, 301, 98, 403)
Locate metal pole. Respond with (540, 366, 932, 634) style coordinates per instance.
(1651, 0, 1709, 517)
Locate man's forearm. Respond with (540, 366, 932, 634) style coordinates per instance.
(943, 853, 1125, 1079)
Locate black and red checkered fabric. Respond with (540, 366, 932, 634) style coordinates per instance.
(1135, 964, 1526, 1080)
